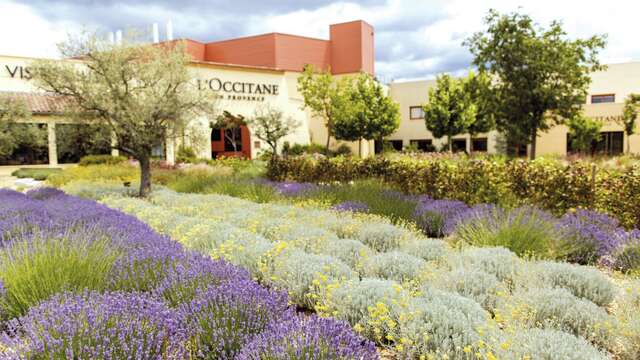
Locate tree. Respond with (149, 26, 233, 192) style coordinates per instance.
(0, 96, 47, 163)
(567, 112, 602, 154)
(333, 73, 400, 156)
(248, 106, 299, 158)
(622, 94, 640, 153)
(463, 71, 495, 135)
(212, 111, 246, 153)
(465, 9, 606, 159)
(297, 65, 350, 149)
(422, 74, 477, 152)
(30, 33, 216, 196)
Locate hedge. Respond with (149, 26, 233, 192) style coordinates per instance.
(267, 156, 640, 229)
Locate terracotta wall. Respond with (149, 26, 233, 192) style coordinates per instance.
(179, 20, 374, 75)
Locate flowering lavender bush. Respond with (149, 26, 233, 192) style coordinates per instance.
(1, 291, 188, 359)
(414, 198, 470, 237)
(180, 279, 291, 359)
(237, 315, 377, 360)
(265, 180, 318, 196)
(557, 209, 629, 264)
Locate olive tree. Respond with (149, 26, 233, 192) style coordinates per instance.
(248, 106, 299, 158)
(30, 33, 216, 196)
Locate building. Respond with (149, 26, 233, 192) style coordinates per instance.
(0, 20, 375, 165)
(387, 61, 640, 156)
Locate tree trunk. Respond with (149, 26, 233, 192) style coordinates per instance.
(139, 156, 152, 198)
(325, 132, 331, 152)
(358, 139, 362, 157)
(627, 132, 631, 154)
(529, 129, 537, 160)
(448, 136, 453, 153)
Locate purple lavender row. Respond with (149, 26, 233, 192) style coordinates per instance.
(0, 188, 378, 359)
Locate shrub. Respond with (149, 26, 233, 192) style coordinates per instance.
(176, 146, 197, 163)
(10, 168, 62, 180)
(611, 233, 640, 274)
(557, 209, 628, 264)
(453, 206, 567, 259)
(62, 180, 138, 200)
(392, 289, 491, 358)
(425, 268, 504, 310)
(0, 229, 118, 319)
(324, 238, 374, 271)
(448, 247, 523, 284)
(180, 279, 290, 359)
(1, 291, 188, 359)
(495, 328, 610, 360)
(499, 288, 616, 349)
(399, 238, 450, 262)
(363, 251, 426, 283)
(533, 261, 616, 307)
(47, 164, 138, 187)
(236, 315, 378, 360)
(264, 250, 356, 308)
(78, 154, 127, 166)
(615, 279, 640, 360)
(356, 223, 407, 252)
(414, 198, 470, 237)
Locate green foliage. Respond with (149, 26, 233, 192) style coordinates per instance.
(78, 154, 127, 166)
(465, 9, 606, 158)
(568, 113, 602, 153)
(622, 94, 640, 153)
(11, 168, 62, 180)
(453, 206, 567, 259)
(333, 73, 400, 155)
(297, 65, 352, 149)
(248, 106, 299, 156)
(47, 164, 139, 187)
(267, 155, 640, 229)
(0, 96, 47, 165)
(423, 74, 477, 152)
(363, 251, 426, 283)
(0, 232, 118, 319)
(55, 123, 112, 163)
(30, 33, 217, 196)
(495, 328, 610, 360)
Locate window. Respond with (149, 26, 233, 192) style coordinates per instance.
(471, 138, 488, 152)
(567, 131, 623, 155)
(224, 127, 242, 152)
(410, 139, 434, 152)
(389, 140, 403, 151)
(591, 94, 615, 104)
(211, 128, 222, 141)
(452, 139, 467, 153)
(410, 106, 424, 120)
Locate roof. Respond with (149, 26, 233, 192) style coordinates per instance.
(0, 91, 69, 115)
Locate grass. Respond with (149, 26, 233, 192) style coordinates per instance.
(11, 168, 63, 181)
(0, 231, 119, 318)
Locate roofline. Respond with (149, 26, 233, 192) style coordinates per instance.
(330, 19, 373, 28)
(202, 32, 328, 46)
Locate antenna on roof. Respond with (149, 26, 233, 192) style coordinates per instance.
(152, 23, 159, 43)
(108, 31, 115, 44)
(166, 20, 174, 41)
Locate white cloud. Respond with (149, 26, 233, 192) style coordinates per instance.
(1, 0, 639, 79)
(0, 1, 79, 59)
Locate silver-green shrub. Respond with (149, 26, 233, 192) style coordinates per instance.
(502, 288, 616, 349)
(399, 238, 449, 262)
(447, 247, 523, 284)
(425, 268, 504, 310)
(265, 250, 356, 309)
(356, 223, 407, 252)
(533, 261, 616, 306)
(363, 251, 426, 283)
(324, 238, 374, 272)
(495, 328, 611, 360)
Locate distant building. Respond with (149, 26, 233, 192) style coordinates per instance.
(0, 20, 376, 165)
(387, 62, 640, 156)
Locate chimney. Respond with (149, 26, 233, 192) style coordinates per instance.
(108, 31, 115, 44)
(152, 23, 159, 43)
(115, 30, 123, 44)
(166, 20, 174, 41)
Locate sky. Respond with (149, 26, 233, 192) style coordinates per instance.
(1, 0, 639, 81)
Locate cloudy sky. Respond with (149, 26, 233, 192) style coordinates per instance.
(1, 0, 638, 81)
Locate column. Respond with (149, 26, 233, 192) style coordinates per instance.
(111, 131, 119, 157)
(47, 122, 58, 166)
(165, 138, 175, 165)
